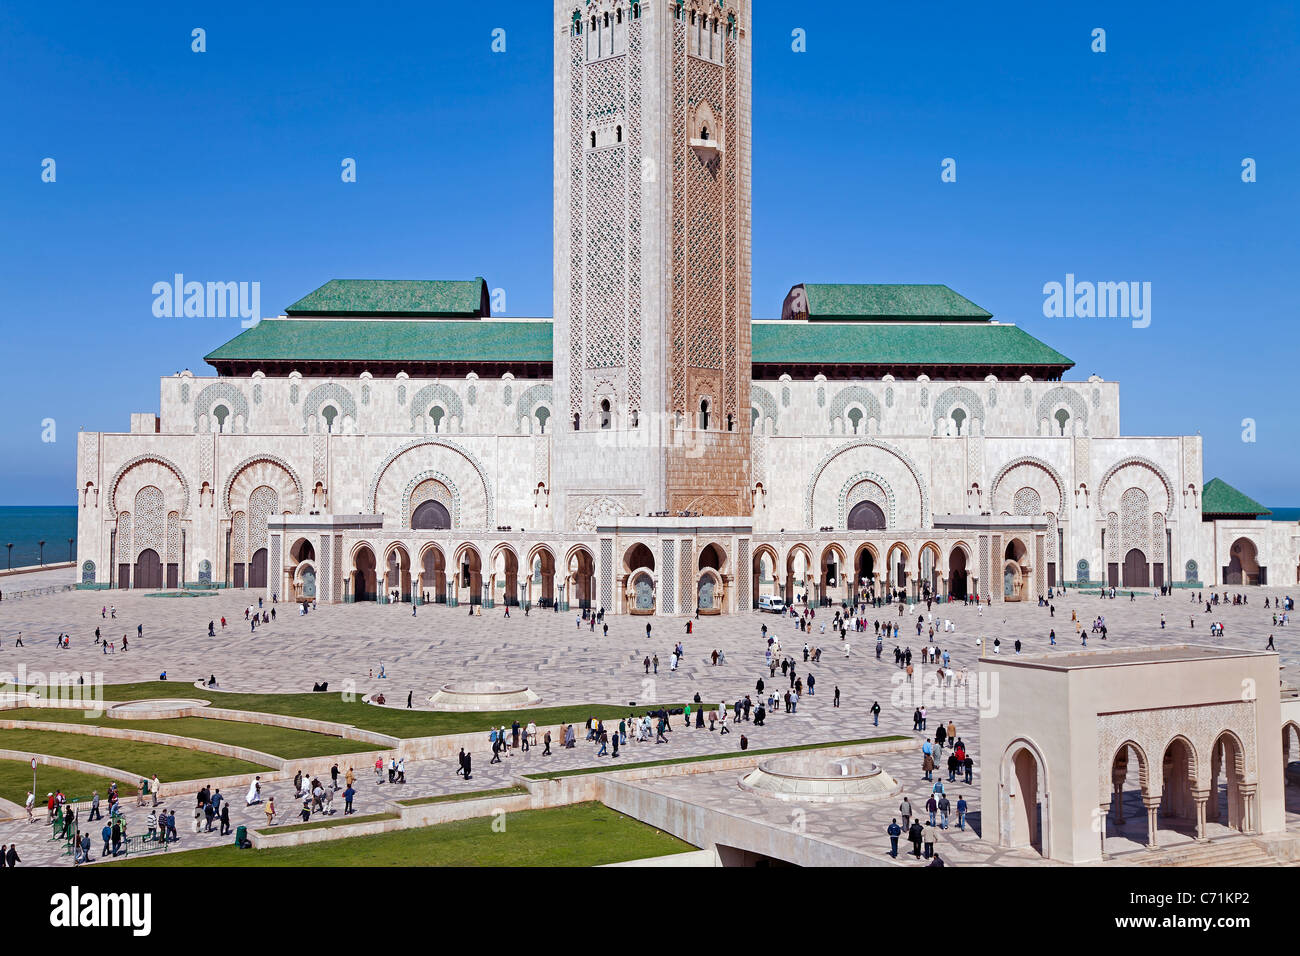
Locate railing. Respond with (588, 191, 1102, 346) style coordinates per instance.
(0, 584, 76, 601)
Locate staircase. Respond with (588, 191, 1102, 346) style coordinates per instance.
(1118, 836, 1282, 867)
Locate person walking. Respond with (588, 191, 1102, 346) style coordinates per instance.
(899, 796, 912, 831)
(887, 818, 901, 858)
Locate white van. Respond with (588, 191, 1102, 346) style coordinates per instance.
(758, 595, 786, 614)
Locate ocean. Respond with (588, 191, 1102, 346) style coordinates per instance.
(0, 506, 78, 569)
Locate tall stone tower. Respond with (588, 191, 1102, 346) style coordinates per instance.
(552, 0, 752, 531)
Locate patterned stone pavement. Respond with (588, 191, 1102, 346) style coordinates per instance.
(0, 581, 1295, 865)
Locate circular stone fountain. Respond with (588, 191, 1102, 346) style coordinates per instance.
(426, 682, 540, 712)
(107, 698, 210, 719)
(739, 753, 902, 803)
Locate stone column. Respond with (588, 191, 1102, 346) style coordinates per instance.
(1192, 789, 1210, 841)
(1240, 784, 1258, 834)
(1143, 796, 1161, 849)
(1111, 767, 1127, 824)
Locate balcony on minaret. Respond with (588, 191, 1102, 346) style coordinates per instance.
(690, 124, 722, 168)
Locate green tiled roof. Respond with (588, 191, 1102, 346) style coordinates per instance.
(205, 318, 1072, 371)
(1202, 478, 1271, 517)
(801, 284, 992, 321)
(285, 279, 489, 317)
(205, 318, 551, 365)
(751, 322, 1071, 368)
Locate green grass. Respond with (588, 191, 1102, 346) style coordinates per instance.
(523, 736, 910, 780)
(0, 728, 271, 782)
(258, 811, 398, 834)
(396, 785, 527, 807)
(0, 758, 138, 807)
(108, 802, 694, 866)
(10, 712, 375, 760)
(21, 682, 689, 739)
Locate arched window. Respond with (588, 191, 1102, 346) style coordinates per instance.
(1054, 408, 1070, 436)
(699, 399, 710, 430)
(321, 405, 338, 433)
(751, 407, 760, 431)
(726, 413, 734, 432)
(534, 406, 550, 434)
(590, 131, 596, 148)
(847, 407, 863, 434)
(700, 125, 710, 140)
(213, 404, 230, 433)
(951, 408, 967, 435)
(599, 399, 612, 429)
(629, 409, 639, 427)
(616, 125, 622, 143)
(573, 412, 581, 431)
(429, 405, 445, 433)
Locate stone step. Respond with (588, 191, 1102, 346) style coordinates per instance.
(1127, 838, 1279, 867)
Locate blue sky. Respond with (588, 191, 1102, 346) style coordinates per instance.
(1, 0, 1296, 505)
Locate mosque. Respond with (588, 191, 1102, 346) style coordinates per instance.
(74, 0, 1297, 614)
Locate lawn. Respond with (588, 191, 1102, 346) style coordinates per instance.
(109, 801, 695, 866)
(12, 712, 376, 760)
(396, 785, 527, 807)
(23, 681, 689, 739)
(0, 758, 138, 806)
(0, 728, 271, 782)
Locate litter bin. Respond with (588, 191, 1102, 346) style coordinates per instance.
(235, 825, 247, 848)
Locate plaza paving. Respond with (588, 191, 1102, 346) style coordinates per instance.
(0, 577, 1295, 866)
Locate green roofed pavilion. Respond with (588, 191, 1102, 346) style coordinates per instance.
(1202, 478, 1272, 519)
(782, 283, 993, 321)
(285, 279, 491, 318)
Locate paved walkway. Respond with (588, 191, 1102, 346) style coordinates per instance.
(0, 584, 1294, 865)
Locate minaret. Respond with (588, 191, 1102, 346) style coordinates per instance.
(552, 0, 752, 530)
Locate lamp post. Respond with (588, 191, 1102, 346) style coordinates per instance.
(38, 541, 45, 566)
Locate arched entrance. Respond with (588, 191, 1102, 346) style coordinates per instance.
(1226, 537, 1263, 586)
(288, 538, 315, 601)
(1106, 742, 1152, 849)
(948, 547, 969, 601)
(752, 545, 778, 606)
(567, 547, 594, 610)
(1123, 548, 1148, 588)
(847, 500, 885, 531)
(419, 546, 446, 604)
(528, 547, 556, 608)
(385, 546, 412, 603)
(351, 546, 377, 602)
(624, 543, 657, 615)
(697, 569, 723, 614)
(886, 543, 910, 593)
(457, 547, 483, 605)
(412, 499, 451, 530)
(818, 544, 845, 606)
(134, 549, 162, 589)
(785, 546, 812, 605)
(493, 546, 520, 607)
(1283, 722, 1300, 780)
(1159, 737, 1198, 837)
(1209, 731, 1251, 833)
(1001, 740, 1049, 855)
(918, 543, 941, 600)
(296, 563, 317, 601)
(698, 544, 726, 614)
(1003, 538, 1029, 602)
(853, 544, 877, 601)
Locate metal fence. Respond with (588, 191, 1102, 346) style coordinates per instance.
(0, 584, 76, 601)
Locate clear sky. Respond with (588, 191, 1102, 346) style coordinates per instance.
(1, 1, 1296, 505)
